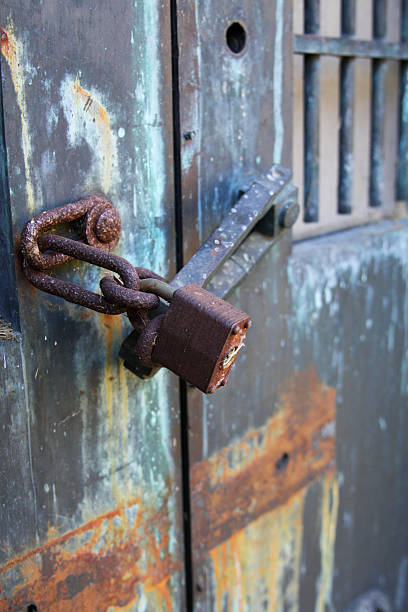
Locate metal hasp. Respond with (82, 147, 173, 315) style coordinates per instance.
(120, 164, 298, 383)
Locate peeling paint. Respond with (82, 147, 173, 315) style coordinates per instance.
(60, 75, 118, 195)
(289, 222, 408, 394)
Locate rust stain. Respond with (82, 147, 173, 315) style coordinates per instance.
(0, 495, 178, 611)
(100, 313, 131, 502)
(191, 366, 336, 559)
(0, 28, 12, 58)
(208, 486, 306, 611)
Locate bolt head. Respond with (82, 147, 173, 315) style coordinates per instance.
(278, 201, 300, 229)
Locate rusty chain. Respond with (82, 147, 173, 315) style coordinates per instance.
(20, 198, 165, 327)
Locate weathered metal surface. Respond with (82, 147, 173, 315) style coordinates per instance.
(345, 589, 392, 612)
(191, 366, 336, 558)
(0, 494, 180, 611)
(291, 221, 408, 611)
(187, 220, 408, 610)
(152, 284, 251, 393)
(194, 470, 339, 610)
(0, 2, 184, 610)
(294, 34, 408, 60)
(397, 0, 408, 201)
(176, 0, 294, 606)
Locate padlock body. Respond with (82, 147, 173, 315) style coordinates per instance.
(152, 284, 251, 393)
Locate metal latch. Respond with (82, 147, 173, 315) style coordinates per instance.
(19, 165, 297, 394)
(120, 164, 298, 383)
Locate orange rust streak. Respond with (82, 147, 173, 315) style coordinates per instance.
(0, 505, 124, 575)
(0, 496, 179, 612)
(0, 28, 12, 59)
(191, 366, 336, 560)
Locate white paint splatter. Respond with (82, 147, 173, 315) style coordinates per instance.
(60, 75, 119, 195)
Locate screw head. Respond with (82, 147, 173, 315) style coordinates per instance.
(278, 201, 300, 229)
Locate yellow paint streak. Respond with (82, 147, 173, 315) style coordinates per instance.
(108, 575, 172, 612)
(315, 470, 339, 612)
(101, 314, 118, 505)
(1, 24, 36, 215)
(146, 575, 173, 612)
(72, 77, 114, 193)
(209, 489, 305, 611)
(119, 360, 129, 480)
(101, 315, 131, 507)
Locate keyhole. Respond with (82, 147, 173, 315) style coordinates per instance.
(226, 22, 247, 55)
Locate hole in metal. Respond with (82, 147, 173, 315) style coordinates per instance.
(226, 22, 247, 55)
(276, 452, 290, 472)
(27, 605, 38, 612)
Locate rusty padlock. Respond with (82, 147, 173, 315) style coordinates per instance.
(121, 280, 251, 393)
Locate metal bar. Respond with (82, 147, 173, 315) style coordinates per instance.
(170, 166, 293, 289)
(397, 0, 408, 200)
(294, 35, 408, 60)
(304, 0, 320, 222)
(338, 0, 356, 214)
(370, 0, 387, 207)
(0, 55, 19, 328)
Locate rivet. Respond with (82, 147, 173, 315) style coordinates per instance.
(278, 201, 300, 229)
(244, 319, 252, 329)
(231, 324, 240, 335)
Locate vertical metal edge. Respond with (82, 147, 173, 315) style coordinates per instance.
(397, 0, 408, 201)
(338, 0, 355, 214)
(369, 0, 387, 207)
(0, 51, 19, 328)
(304, 0, 320, 222)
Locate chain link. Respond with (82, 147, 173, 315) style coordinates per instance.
(19, 198, 166, 323)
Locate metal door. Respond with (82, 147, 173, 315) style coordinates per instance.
(1, 1, 408, 611)
(0, 3, 185, 610)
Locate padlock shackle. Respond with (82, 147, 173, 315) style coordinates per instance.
(139, 278, 175, 302)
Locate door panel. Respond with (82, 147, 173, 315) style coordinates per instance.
(177, 1, 408, 610)
(0, 3, 184, 610)
(1, 2, 407, 611)
(291, 224, 408, 611)
(175, 0, 307, 608)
